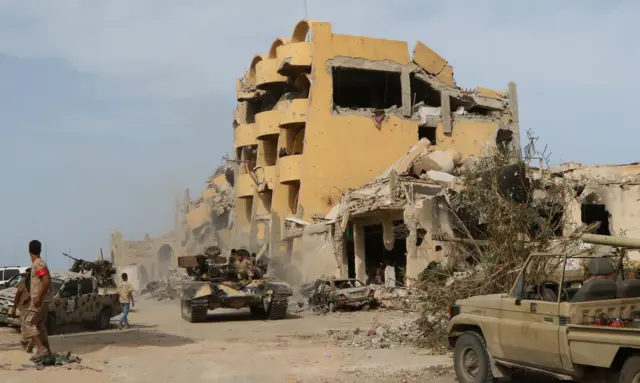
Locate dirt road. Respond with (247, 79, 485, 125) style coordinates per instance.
(0, 299, 455, 383)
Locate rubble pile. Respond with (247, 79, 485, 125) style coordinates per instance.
(371, 286, 420, 311)
(326, 318, 428, 350)
(142, 268, 190, 301)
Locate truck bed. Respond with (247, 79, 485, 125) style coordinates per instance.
(563, 297, 640, 325)
(562, 298, 640, 368)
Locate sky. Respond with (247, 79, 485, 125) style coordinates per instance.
(0, 0, 638, 269)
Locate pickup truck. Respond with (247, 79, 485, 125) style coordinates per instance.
(0, 271, 122, 334)
(447, 251, 640, 383)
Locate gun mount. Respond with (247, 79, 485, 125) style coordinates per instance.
(62, 253, 117, 288)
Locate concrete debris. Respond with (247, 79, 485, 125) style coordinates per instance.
(142, 268, 189, 301)
(371, 286, 420, 311)
(422, 170, 457, 183)
(412, 149, 462, 176)
(326, 317, 428, 351)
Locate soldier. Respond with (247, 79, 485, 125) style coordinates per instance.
(24, 240, 52, 361)
(236, 252, 253, 282)
(11, 268, 33, 353)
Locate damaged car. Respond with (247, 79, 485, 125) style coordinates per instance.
(308, 277, 374, 312)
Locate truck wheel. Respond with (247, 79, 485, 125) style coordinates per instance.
(96, 308, 112, 330)
(619, 354, 640, 383)
(454, 331, 494, 383)
(181, 300, 207, 323)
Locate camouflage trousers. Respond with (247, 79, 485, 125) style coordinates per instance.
(22, 305, 48, 344)
(19, 310, 34, 348)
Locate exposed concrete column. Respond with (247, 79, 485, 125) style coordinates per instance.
(400, 67, 412, 117)
(333, 223, 348, 278)
(508, 82, 521, 151)
(353, 223, 366, 282)
(404, 206, 418, 260)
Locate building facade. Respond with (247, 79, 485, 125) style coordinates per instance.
(230, 20, 520, 285)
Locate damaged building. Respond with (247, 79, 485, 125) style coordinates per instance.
(230, 19, 520, 286)
(549, 162, 640, 261)
(110, 162, 235, 286)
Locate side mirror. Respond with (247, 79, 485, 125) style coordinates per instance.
(60, 290, 73, 298)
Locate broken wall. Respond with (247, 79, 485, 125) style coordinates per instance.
(556, 163, 640, 260)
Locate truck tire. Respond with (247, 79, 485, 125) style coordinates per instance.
(95, 308, 112, 330)
(619, 354, 640, 383)
(266, 292, 289, 320)
(453, 331, 494, 383)
(181, 299, 207, 323)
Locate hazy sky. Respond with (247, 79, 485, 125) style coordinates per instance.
(1, 1, 638, 269)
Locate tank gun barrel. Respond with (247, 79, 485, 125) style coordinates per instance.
(62, 252, 80, 262)
(579, 233, 640, 249)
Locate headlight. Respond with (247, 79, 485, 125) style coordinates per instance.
(448, 304, 460, 319)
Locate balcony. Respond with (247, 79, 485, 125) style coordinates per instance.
(236, 74, 262, 101)
(256, 110, 281, 139)
(255, 165, 276, 191)
(277, 155, 302, 184)
(255, 59, 287, 89)
(234, 123, 258, 148)
(276, 42, 312, 74)
(236, 173, 256, 198)
(278, 98, 308, 128)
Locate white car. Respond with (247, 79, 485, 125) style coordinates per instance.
(0, 267, 28, 286)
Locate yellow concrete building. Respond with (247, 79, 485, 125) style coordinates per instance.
(230, 20, 520, 284)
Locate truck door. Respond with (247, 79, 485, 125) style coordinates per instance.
(57, 280, 80, 324)
(499, 298, 562, 370)
(499, 259, 564, 370)
(76, 278, 96, 324)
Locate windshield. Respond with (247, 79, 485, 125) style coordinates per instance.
(51, 278, 64, 294)
(7, 274, 24, 288)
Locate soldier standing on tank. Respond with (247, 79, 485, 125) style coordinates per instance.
(236, 253, 253, 282)
(11, 268, 33, 353)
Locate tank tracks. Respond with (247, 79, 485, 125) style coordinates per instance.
(181, 298, 208, 323)
(249, 291, 289, 320)
(267, 291, 289, 320)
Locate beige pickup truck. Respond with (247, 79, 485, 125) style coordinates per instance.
(447, 243, 640, 382)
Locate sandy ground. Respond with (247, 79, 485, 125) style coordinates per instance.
(0, 298, 455, 383)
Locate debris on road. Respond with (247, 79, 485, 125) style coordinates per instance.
(325, 317, 442, 352)
(142, 269, 189, 301)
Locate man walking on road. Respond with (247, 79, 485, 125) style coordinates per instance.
(118, 273, 134, 329)
(24, 240, 52, 361)
(11, 268, 32, 353)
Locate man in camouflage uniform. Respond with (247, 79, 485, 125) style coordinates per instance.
(236, 251, 254, 282)
(11, 268, 32, 352)
(24, 240, 52, 361)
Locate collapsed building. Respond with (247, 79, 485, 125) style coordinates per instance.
(229, 19, 520, 287)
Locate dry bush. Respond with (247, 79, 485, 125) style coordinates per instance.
(416, 134, 578, 349)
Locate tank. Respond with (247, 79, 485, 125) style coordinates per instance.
(178, 246, 292, 323)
